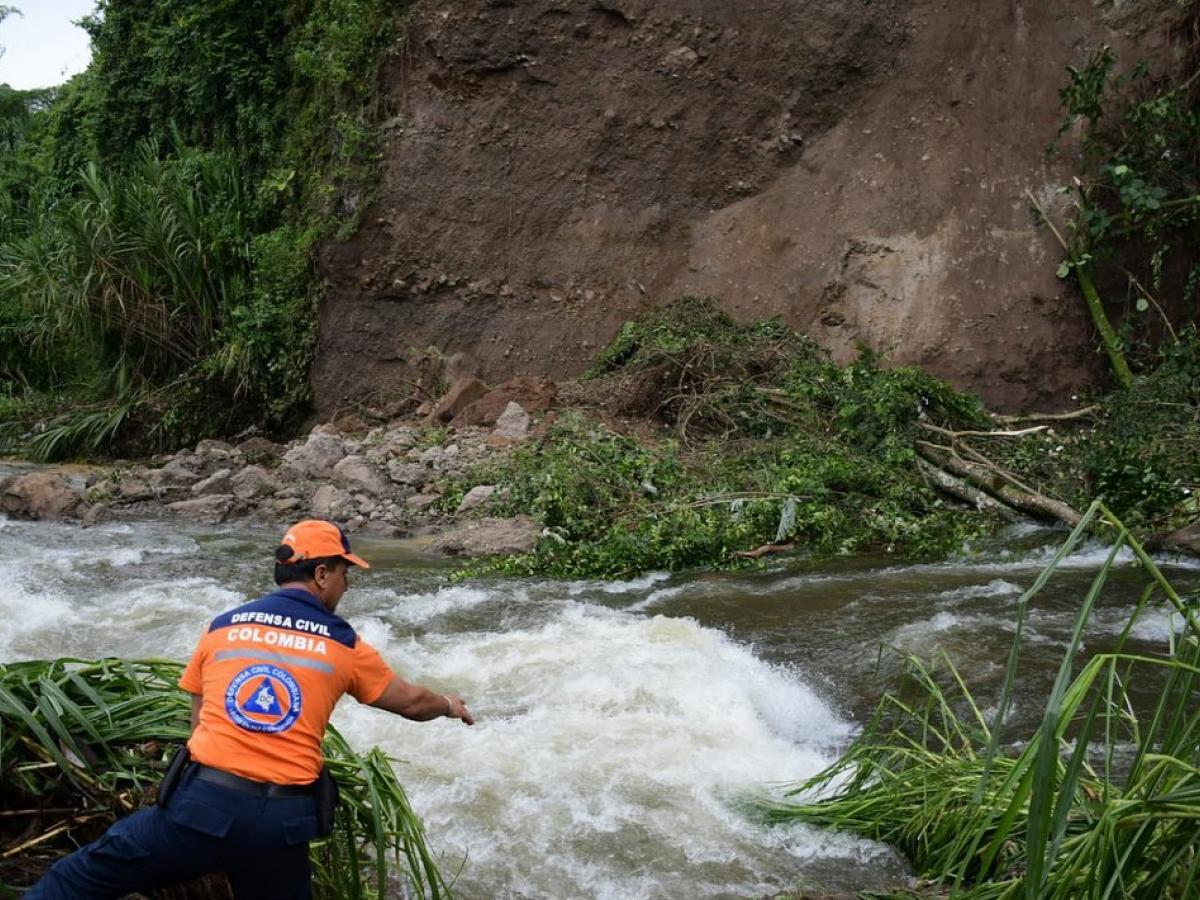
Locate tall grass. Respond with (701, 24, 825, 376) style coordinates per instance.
(0, 658, 451, 898)
(763, 500, 1200, 898)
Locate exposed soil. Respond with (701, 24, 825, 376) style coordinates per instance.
(314, 0, 1177, 417)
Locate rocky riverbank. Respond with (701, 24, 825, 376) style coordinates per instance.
(0, 376, 558, 560)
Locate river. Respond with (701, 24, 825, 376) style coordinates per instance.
(2, 511, 1198, 899)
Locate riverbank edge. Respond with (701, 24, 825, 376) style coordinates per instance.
(0, 390, 551, 562)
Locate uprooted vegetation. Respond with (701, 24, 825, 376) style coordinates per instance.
(444, 298, 1199, 580)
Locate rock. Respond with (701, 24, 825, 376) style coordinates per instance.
(195, 439, 236, 455)
(82, 503, 111, 527)
(387, 460, 429, 486)
(456, 484, 497, 513)
(192, 468, 234, 496)
(274, 497, 303, 515)
(154, 460, 201, 489)
(147, 462, 201, 500)
(489, 402, 532, 445)
(283, 431, 348, 479)
(194, 439, 241, 472)
(661, 45, 699, 72)
(455, 376, 556, 426)
(332, 455, 388, 496)
(236, 436, 284, 460)
(1164, 521, 1200, 555)
(0, 472, 90, 520)
(431, 377, 489, 423)
(231, 465, 281, 501)
(116, 473, 155, 503)
(166, 494, 234, 524)
(419, 446, 447, 467)
(433, 515, 540, 557)
(354, 494, 377, 515)
(311, 485, 356, 521)
(405, 493, 441, 511)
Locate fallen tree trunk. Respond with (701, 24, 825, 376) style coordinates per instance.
(915, 440, 1083, 527)
(915, 457, 1022, 521)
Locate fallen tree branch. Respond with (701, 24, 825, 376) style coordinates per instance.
(992, 405, 1100, 425)
(915, 457, 1022, 521)
(919, 422, 1049, 439)
(916, 440, 1083, 527)
(734, 542, 795, 559)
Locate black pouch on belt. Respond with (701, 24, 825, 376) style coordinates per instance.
(315, 764, 340, 837)
(156, 745, 191, 809)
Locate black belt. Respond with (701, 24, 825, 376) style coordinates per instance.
(192, 763, 316, 799)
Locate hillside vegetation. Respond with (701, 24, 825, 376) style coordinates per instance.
(0, 0, 408, 458)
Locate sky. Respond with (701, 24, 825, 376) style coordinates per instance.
(0, 0, 96, 90)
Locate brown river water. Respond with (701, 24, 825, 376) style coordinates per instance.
(2, 507, 1197, 899)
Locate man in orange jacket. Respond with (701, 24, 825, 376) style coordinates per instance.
(27, 519, 473, 899)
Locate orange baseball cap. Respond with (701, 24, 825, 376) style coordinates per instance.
(279, 520, 370, 568)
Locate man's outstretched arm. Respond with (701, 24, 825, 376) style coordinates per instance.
(369, 676, 475, 725)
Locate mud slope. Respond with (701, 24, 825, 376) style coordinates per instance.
(314, 0, 1170, 415)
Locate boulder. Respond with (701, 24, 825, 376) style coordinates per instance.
(274, 497, 303, 516)
(231, 465, 281, 501)
(488, 402, 532, 446)
(455, 376, 556, 427)
(386, 460, 430, 486)
(116, 473, 155, 503)
(283, 431, 348, 479)
(166, 494, 234, 524)
(1164, 521, 1200, 556)
(433, 515, 540, 557)
(236, 436, 284, 461)
(192, 468, 234, 496)
(148, 460, 202, 500)
(311, 485, 356, 521)
(332, 455, 388, 496)
(456, 484, 497, 513)
(431, 377, 489, 423)
(195, 439, 236, 455)
(0, 472, 90, 520)
(193, 439, 241, 473)
(405, 492, 441, 511)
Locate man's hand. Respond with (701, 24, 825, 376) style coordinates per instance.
(443, 694, 475, 726)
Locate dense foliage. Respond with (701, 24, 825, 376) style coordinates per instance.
(0, 0, 408, 459)
(450, 298, 997, 579)
(1046, 1, 1200, 385)
(982, 330, 1200, 535)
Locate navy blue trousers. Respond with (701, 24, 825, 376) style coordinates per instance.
(24, 769, 320, 899)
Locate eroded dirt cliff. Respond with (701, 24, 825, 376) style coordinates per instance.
(314, 0, 1174, 415)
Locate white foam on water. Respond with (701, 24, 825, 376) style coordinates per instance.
(564, 570, 674, 598)
(2, 563, 241, 662)
(333, 603, 865, 899)
(0, 581, 84, 660)
(937, 579, 1023, 603)
(1092, 606, 1187, 644)
(358, 583, 508, 626)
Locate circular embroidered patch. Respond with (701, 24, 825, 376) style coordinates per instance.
(224, 664, 302, 733)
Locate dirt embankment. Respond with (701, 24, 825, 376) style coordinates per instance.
(314, 0, 1175, 417)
